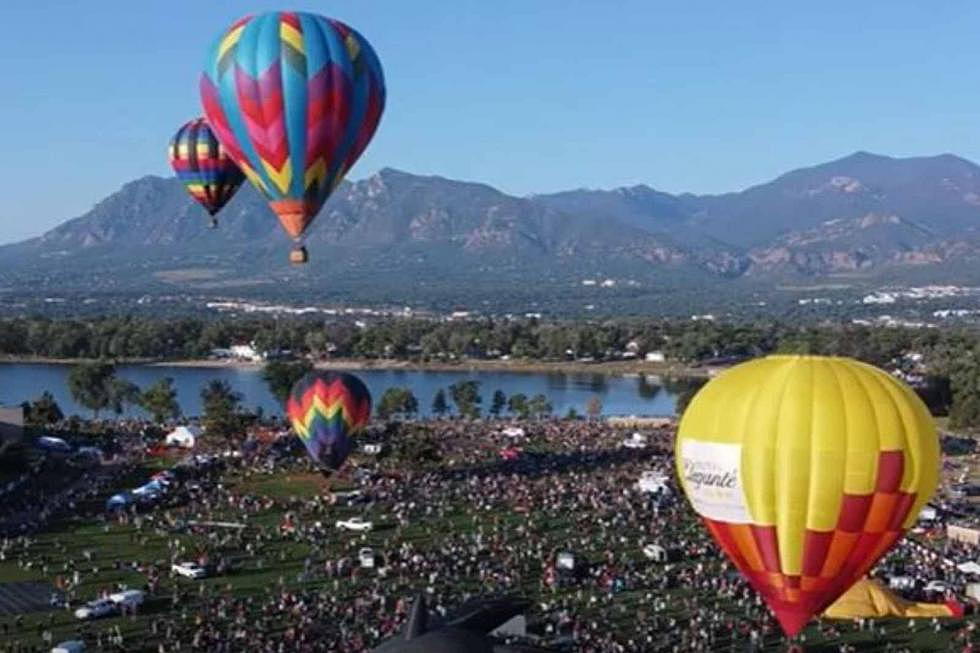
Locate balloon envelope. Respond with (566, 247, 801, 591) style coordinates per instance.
(676, 355, 939, 637)
(168, 117, 245, 221)
(286, 371, 371, 470)
(200, 11, 386, 247)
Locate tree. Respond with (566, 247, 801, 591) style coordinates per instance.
(674, 380, 708, 416)
(67, 362, 128, 418)
(24, 392, 63, 427)
(201, 380, 243, 440)
(431, 389, 449, 417)
(490, 390, 507, 418)
(261, 359, 313, 404)
(377, 387, 419, 420)
(565, 407, 580, 420)
(139, 378, 181, 424)
(528, 394, 553, 419)
(507, 393, 530, 419)
(107, 379, 141, 416)
(449, 380, 482, 419)
(585, 395, 603, 420)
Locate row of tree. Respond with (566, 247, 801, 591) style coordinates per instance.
(12, 313, 980, 429)
(0, 314, 948, 365)
(26, 361, 577, 436)
(377, 383, 558, 420)
(38, 362, 246, 439)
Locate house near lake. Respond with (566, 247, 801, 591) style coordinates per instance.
(0, 405, 24, 453)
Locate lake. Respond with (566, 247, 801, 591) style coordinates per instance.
(0, 363, 680, 419)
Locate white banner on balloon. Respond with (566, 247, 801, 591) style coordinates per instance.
(679, 439, 750, 524)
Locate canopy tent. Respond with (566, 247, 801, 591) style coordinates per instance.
(165, 426, 202, 449)
(105, 493, 132, 510)
(37, 436, 71, 453)
(824, 578, 963, 620)
(957, 561, 980, 575)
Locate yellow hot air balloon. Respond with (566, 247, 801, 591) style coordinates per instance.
(675, 355, 939, 637)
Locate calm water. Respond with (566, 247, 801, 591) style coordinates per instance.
(0, 363, 679, 420)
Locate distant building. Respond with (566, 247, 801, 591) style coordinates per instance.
(863, 292, 896, 304)
(949, 524, 980, 546)
(0, 406, 24, 450)
(645, 351, 666, 363)
(230, 344, 262, 361)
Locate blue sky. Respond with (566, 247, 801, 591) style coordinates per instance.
(3, 0, 980, 243)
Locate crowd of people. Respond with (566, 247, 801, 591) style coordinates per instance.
(0, 418, 978, 651)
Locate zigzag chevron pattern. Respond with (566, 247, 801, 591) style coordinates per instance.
(168, 118, 245, 217)
(200, 11, 386, 239)
(285, 372, 371, 470)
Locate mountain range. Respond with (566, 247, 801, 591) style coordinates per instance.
(3, 151, 980, 311)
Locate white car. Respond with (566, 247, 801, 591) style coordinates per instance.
(172, 562, 208, 579)
(52, 641, 86, 653)
(108, 589, 145, 608)
(925, 580, 949, 594)
(74, 598, 117, 620)
(335, 517, 373, 532)
(359, 547, 376, 568)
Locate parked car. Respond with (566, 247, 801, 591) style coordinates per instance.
(74, 599, 117, 620)
(335, 517, 373, 532)
(51, 641, 86, 653)
(359, 547, 376, 568)
(172, 562, 208, 579)
(925, 580, 949, 594)
(108, 589, 145, 609)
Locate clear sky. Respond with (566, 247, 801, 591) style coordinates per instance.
(3, 0, 980, 243)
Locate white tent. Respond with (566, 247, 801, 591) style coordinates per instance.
(636, 470, 670, 494)
(957, 561, 980, 575)
(165, 426, 202, 449)
(501, 427, 526, 438)
(622, 432, 648, 449)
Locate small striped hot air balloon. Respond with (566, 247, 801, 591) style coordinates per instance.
(168, 118, 245, 228)
(676, 355, 939, 637)
(200, 11, 386, 263)
(286, 371, 372, 471)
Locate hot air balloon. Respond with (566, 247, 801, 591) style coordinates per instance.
(168, 118, 245, 228)
(675, 355, 939, 638)
(286, 371, 371, 471)
(200, 11, 386, 263)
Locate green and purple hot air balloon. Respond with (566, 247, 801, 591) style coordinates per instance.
(286, 371, 372, 471)
(200, 11, 386, 263)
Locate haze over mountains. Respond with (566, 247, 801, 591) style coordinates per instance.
(3, 151, 980, 309)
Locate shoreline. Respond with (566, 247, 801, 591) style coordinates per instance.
(0, 355, 709, 378)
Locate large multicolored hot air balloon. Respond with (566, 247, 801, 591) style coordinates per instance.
(676, 355, 939, 638)
(168, 118, 245, 228)
(200, 11, 386, 263)
(286, 371, 372, 471)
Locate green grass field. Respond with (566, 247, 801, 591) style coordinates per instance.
(0, 458, 973, 652)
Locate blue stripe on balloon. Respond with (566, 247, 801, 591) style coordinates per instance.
(323, 30, 370, 199)
(281, 13, 310, 198)
(210, 16, 279, 201)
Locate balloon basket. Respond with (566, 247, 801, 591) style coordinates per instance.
(289, 246, 309, 265)
(208, 218, 218, 229)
